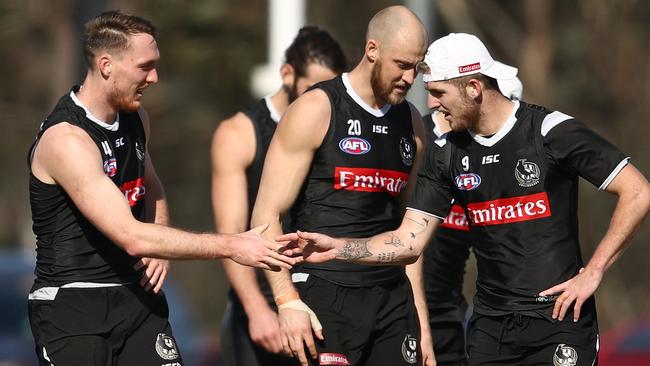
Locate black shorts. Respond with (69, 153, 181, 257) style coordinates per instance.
(428, 305, 468, 366)
(28, 284, 183, 366)
(466, 304, 598, 366)
(220, 301, 298, 366)
(296, 273, 420, 366)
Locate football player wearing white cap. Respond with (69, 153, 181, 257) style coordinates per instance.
(421, 74, 523, 366)
(283, 33, 650, 365)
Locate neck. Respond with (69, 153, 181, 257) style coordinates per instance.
(75, 73, 119, 124)
(268, 88, 290, 116)
(471, 93, 515, 136)
(347, 61, 386, 109)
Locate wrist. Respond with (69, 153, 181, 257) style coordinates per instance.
(274, 290, 300, 306)
(220, 233, 235, 259)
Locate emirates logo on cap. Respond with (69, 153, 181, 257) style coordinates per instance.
(459, 62, 481, 74)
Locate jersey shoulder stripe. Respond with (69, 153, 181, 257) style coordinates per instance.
(541, 111, 574, 136)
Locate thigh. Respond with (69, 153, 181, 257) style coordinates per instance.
(220, 302, 257, 366)
(298, 276, 372, 366)
(29, 289, 114, 366)
(522, 309, 599, 366)
(430, 320, 467, 366)
(364, 279, 421, 366)
(466, 313, 523, 366)
(116, 294, 184, 366)
(36, 335, 110, 366)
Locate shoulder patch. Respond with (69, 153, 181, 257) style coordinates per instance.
(541, 111, 573, 136)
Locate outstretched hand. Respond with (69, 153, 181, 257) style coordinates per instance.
(230, 223, 302, 270)
(276, 231, 340, 263)
(539, 267, 603, 322)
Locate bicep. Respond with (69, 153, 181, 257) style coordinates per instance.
(544, 119, 628, 189)
(211, 116, 255, 233)
(398, 208, 440, 252)
(253, 91, 330, 220)
(211, 153, 250, 233)
(42, 127, 138, 246)
(604, 163, 649, 196)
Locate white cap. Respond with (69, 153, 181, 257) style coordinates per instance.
(419, 33, 518, 82)
(497, 76, 523, 100)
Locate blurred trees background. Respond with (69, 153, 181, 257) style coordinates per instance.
(1, 0, 648, 341)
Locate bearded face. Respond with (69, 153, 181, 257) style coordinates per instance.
(448, 89, 480, 132)
(370, 58, 411, 106)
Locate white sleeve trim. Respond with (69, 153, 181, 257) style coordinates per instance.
(598, 157, 630, 190)
(541, 111, 574, 136)
(406, 207, 446, 221)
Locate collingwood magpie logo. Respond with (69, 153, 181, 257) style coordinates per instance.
(515, 159, 540, 187)
(135, 140, 145, 161)
(399, 137, 414, 166)
(401, 334, 418, 364)
(155, 333, 179, 360)
(553, 344, 578, 366)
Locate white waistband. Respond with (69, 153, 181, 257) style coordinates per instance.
(28, 282, 125, 301)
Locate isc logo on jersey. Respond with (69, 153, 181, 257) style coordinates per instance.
(455, 173, 481, 191)
(339, 137, 371, 155)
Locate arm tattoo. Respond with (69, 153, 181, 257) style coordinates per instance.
(384, 233, 403, 248)
(406, 217, 429, 239)
(377, 252, 397, 263)
(336, 239, 372, 260)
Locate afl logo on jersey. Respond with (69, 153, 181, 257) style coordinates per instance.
(339, 137, 371, 155)
(455, 173, 481, 191)
(515, 159, 540, 187)
(399, 137, 414, 166)
(103, 158, 117, 177)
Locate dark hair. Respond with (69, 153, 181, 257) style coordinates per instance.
(284, 26, 347, 77)
(83, 10, 156, 68)
(448, 73, 500, 93)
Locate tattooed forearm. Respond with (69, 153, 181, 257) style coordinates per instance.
(336, 239, 372, 260)
(384, 233, 403, 248)
(376, 252, 397, 263)
(406, 216, 430, 239)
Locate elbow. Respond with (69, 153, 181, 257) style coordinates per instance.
(642, 182, 650, 213)
(402, 245, 425, 265)
(403, 255, 419, 265)
(112, 226, 149, 257)
(123, 242, 145, 257)
(403, 251, 423, 265)
(120, 237, 148, 257)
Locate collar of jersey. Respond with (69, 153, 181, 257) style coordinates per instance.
(468, 100, 519, 147)
(342, 73, 392, 117)
(264, 95, 281, 123)
(70, 90, 120, 132)
(431, 110, 446, 138)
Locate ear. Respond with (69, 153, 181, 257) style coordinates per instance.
(466, 78, 482, 99)
(98, 54, 112, 79)
(280, 63, 295, 89)
(365, 39, 379, 63)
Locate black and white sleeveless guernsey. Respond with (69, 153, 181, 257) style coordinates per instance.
(28, 86, 147, 293)
(293, 74, 417, 287)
